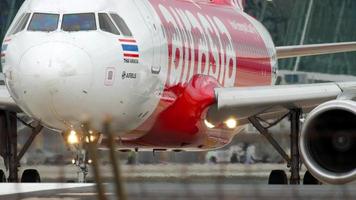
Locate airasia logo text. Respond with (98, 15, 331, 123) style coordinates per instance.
(158, 5, 237, 87)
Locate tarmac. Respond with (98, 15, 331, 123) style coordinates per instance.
(0, 164, 355, 200)
(1, 182, 356, 200)
(16, 164, 298, 182)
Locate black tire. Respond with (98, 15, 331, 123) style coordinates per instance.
(303, 171, 321, 185)
(268, 170, 288, 184)
(230, 153, 239, 163)
(0, 170, 6, 182)
(209, 156, 217, 164)
(21, 169, 41, 183)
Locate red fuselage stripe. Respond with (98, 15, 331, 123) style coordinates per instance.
(119, 39, 137, 43)
(124, 53, 139, 58)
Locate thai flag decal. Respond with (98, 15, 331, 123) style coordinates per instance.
(119, 38, 139, 64)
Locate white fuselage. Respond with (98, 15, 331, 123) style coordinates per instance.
(3, 0, 166, 133)
(1, 0, 276, 143)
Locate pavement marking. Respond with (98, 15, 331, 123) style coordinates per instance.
(23, 198, 78, 200)
(0, 183, 94, 196)
(58, 193, 114, 196)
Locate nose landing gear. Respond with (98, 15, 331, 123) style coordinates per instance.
(72, 149, 90, 183)
(63, 129, 101, 183)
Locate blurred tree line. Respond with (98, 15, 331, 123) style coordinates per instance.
(1, 0, 356, 75)
(0, 0, 24, 71)
(246, 0, 356, 75)
(0, 0, 24, 38)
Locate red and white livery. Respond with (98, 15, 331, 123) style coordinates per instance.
(1, 0, 356, 184)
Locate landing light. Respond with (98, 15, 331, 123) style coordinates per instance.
(225, 118, 237, 129)
(204, 119, 215, 129)
(85, 135, 96, 143)
(68, 130, 79, 144)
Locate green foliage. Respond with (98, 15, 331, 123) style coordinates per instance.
(0, 0, 25, 71)
(246, 0, 356, 75)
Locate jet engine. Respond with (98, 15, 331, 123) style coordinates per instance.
(300, 100, 356, 184)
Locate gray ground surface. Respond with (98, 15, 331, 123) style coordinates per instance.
(1, 182, 356, 200)
(0, 164, 355, 200)
(15, 164, 296, 182)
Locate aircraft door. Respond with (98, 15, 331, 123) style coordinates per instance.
(133, 0, 162, 75)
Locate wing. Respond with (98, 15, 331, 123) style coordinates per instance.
(206, 82, 356, 125)
(276, 42, 356, 59)
(0, 85, 21, 112)
(206, 42, 356, 124)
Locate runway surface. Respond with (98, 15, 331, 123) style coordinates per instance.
(1, 182, 356, 200)
(1, 164, 355, 199)
(16, 164, 297, 182)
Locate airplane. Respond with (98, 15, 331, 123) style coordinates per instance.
(0, 0, 356, 185)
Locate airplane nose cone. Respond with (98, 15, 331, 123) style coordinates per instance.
(15, 42, 93, 129)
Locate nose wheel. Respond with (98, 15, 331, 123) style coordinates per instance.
(72, 148, 90, 183)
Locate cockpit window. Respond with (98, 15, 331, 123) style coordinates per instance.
(11, 13, 31, 34)
(98, 13, 120, 35)
(110, 14, 132, 37)
(62, 13, 96, 32)
(28, 13, 59, 32)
